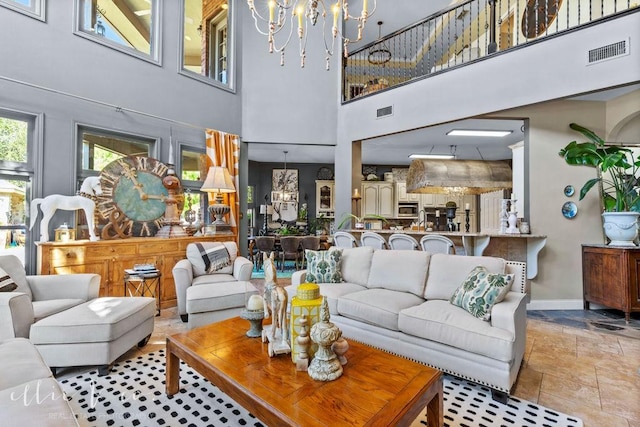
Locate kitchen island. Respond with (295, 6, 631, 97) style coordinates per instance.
(347, 229, 546, 279)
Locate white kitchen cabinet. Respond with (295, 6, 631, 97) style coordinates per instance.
(362, 182, 394, 217)
(395, 182, 421, 203)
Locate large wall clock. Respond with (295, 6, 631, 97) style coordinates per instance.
(96, 156, 170, 238)
(521, 0, 563, 39)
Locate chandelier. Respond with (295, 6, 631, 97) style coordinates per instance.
(246, 0, 377, 70)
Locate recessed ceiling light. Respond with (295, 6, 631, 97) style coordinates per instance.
(447, 130, 512, 137)
(408, 154, 456, 159)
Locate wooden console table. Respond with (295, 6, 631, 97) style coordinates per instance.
(37, 234, 236, 309)
(582, 244, 640, 322)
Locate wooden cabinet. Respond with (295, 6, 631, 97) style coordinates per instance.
(582, 244, 640, 322)
(37, 235, 236, 309)
(362, 182, 394, 217)
(315, 180, 335, 218)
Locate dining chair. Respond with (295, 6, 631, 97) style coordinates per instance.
(332, 231, 359, 248)
(299, 235, 321, 268)
(388, 233, 420, 250)
(279, 236, 302, 272)
(360, 231, 388, 250)
(419, 234, 456, 254)
(254, 236, 277, 270)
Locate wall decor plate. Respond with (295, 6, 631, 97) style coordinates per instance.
(316, 166, 334, 180)
(562, 201, 578, 219)
(564, 185, 575, 197)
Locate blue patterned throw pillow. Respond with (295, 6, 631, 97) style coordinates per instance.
(305, 249, 343, 284)
(449, 266, 514, 321)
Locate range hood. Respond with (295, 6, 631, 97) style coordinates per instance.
(406, 159, 512, 195)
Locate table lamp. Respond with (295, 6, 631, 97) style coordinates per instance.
(201, 166, 236, 233)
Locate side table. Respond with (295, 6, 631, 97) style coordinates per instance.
(124, 271, 161, 316)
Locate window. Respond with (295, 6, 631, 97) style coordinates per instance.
(78, 126, 156, 180)
(74, 0, 162, 64)
(180, 0, 234, 90)
(0, 112, 35, 266)
(0, 0, 45, 21)
(180, 146, 206, 224)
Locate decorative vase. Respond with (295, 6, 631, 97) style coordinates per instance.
(602, 212, 640, 246)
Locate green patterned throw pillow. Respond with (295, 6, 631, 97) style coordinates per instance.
(450, 266, 514, 321)
(305, 248, 343, 284)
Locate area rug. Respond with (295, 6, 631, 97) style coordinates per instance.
(58, 350, 583, 427)
(251, 260, 298, 279)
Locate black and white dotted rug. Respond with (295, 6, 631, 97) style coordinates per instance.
(59, 350, 583, 427)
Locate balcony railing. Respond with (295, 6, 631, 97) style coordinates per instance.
(342, 0, 637, 102)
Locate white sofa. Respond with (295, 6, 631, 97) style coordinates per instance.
(289, 246, 527, 401)
(173, 241, 257, 329)
(0, 338, 78, 426)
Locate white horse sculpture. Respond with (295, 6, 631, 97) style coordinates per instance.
(29, 176, 102, 242)
(263, 251, 289, 343)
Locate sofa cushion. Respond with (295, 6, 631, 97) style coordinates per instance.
(398, 299, 515, 362)
(450, 266, 515, 320)
(0, 338, 52, 390)
(0, 267, 17, 292)
(367, 250, 430, 297)
(0, 378, 77, 426)
(192, 273, 237, 286)
(286, 282, 366, 315)
(187, 281, 257, 314)
(337, 289, 425, 331)
(424, 254, 506, 300)
(187, 242, 238, 276)
(305, 248, 343, 284)
(32, 299, 86, 322)
(339, 246, 374, 286)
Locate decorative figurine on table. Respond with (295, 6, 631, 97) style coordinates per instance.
(261, 252, 291, 357)
(240, 294, 265, 338)
(308, 297, 343, 381)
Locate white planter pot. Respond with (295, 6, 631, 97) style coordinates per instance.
(602, 212, 640, 246)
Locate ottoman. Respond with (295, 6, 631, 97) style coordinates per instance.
(29, 297, 156, 375)
(186, 280, 258, 329)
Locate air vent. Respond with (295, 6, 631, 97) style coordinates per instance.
(376, 105, 393, 118)
(588, 39, 629, 64)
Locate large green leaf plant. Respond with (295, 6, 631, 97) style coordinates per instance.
(559, 123, 640, 212)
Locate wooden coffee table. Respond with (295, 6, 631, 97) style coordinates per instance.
(166, 317, 443, 426)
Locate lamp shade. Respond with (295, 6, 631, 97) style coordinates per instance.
(200, 166, 236, 194)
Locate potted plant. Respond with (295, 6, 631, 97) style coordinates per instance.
(336, 213, 388, 230)
(559, 123, 640, 245)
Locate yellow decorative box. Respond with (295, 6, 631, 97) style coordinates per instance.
(290, 283, 322, 363)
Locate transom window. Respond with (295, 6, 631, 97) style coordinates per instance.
(0, 0, 45, 21)
(180, 0, 234, 90)
(78, 126, 156, 180)
(75, 0, 161, 64)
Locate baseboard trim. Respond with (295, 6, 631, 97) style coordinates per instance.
(526, 299, 584, 310)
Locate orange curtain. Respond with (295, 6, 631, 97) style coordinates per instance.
(205, 129, 240, 239)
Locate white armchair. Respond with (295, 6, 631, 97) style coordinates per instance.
(173, 241, 256, 328)
(0, 255, 100, 340)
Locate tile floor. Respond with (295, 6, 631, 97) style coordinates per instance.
(57, 290, 640, 427)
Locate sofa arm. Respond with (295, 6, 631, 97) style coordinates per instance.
(233, 256, 253, 281)
(490, 291, 527, 335)
(291, 270, 307, 286)
(173, 259, 194, 316)
(27, 274, 100, 302)
(0, 292, 34, 339)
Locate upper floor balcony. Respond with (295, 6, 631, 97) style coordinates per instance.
(342, 0, 638, 103)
